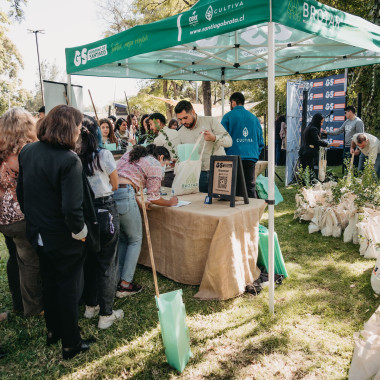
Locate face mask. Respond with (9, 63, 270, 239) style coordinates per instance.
(161, 164, 166, 177)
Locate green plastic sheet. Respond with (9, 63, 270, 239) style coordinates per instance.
(177, 144, 200, 162)
(256, 174, 284, 205)
(258, 224, 288, 277)
(155, 289, 192, 372)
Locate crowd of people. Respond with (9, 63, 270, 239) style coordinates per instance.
(0, 94, 265, 360)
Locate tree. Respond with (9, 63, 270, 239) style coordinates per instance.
(0, 0, 28, 115)
(24, 60, 66, 113)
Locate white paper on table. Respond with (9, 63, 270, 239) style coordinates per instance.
(171, 201, 191, 208)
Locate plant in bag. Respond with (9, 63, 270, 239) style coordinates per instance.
(155, 121, 179, 160)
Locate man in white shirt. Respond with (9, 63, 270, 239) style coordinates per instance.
(149, 112, 179, 187)
(351, 133, 380, 178)
(174, 100, 232, 192)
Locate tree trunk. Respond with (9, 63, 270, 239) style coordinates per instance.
(202, 81, 212, 116)
(162, 80, 172, 121)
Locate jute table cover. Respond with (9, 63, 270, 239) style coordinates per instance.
(138, 193, 267, 300)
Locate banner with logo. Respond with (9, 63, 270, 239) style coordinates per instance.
(304, 73, 346, 149)
(285, 73, 346, 185)
(65, 0, 380, 81)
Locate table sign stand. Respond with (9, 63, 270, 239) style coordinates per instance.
(207, 155, 249, 207)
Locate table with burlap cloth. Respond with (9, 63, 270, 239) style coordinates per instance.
(138, 193, 266, 300)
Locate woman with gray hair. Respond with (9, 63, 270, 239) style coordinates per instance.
(0, 108, 43, 316)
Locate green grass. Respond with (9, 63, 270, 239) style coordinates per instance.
(0, 166, 378, 379)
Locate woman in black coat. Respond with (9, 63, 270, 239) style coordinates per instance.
(17, 105, 95, 360)
(299, 113, 339, 177)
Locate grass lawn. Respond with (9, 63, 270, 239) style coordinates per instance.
(0, 166, 378, 379)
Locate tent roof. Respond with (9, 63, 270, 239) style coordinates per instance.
(65, 0, 380, 81)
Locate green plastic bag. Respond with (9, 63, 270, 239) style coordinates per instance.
(255, 174, 284, 205)
(177, 144, 200, 162)
(257, 224, 288, 277)
(155, 289, 192, 372)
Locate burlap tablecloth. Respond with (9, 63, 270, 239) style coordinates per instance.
(139, 193, 267, 300)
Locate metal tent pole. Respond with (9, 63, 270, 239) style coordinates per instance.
(67, 75, 72, 106)
(268, 16, 275, 314)
(221, 68, 225, 116)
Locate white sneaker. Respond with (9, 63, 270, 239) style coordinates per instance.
(84, 305, 100, 319)
(98, 309, 124, 329)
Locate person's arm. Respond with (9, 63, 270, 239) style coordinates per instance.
(102, 150, 118, 191)
(356, 119, 364, 134)
(109, 170, 118, 191)
(350, 138, 357, 155)
(310, 127, 328, 147)
(16, 154, 25, 213)
(61, 155, 87, 239)
(221, 114, 230, 133)
(150, 196, 178, 207)
(322, 123, 345, 136)
(204, 118, 232, 147)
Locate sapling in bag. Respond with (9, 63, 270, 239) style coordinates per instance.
(318, 147, 327, 182)
(171, 133, 205, 196)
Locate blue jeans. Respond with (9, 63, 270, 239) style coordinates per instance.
(113, 186, 142, 283)
(358, 153, 367, 172)
(375, 154, 380, 179)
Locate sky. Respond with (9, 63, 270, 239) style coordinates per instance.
(7, 0, 139, 111)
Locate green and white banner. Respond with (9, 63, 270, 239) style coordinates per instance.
(65, 0, 380, 80)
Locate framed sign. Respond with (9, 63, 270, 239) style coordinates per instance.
(207, 155, 249, 207)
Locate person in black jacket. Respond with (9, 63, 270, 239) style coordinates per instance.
(17, 105, 95, 360)
(299, 113, 339, 178)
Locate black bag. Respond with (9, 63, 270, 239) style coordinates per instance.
(82, 172, 101, 253)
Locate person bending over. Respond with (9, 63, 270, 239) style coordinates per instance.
(113, 144, 178, 297)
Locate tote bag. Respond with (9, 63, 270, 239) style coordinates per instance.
(171, 133, 205, 196)
(318, 147, 327, 182)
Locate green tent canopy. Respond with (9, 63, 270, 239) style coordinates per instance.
(65, 0, 380, 81)
(65, 0, 380, 313)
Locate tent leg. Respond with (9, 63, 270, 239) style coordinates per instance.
(67, 74, 72, 106)
(267, 20, 275, 315)
(221, 83, 225, 116)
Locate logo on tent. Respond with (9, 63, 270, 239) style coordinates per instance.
(243, 127, 249, 137)
(205, 5, 213, 21)
(189, 11, 198, 27)
(287, 0, 301, 21)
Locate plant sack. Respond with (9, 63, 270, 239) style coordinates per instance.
(171, 133, 205, 196)
(318, 147, 327, 182)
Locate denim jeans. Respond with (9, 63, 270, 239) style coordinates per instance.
(113, 186, 142, 284)
(83, 197, 120, 316)
(375, 154, 380, 179)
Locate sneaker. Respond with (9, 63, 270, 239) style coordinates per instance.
(84, 305, 100, 319)
(98, 309, 124, 329)
(116, 282, 142, 298)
